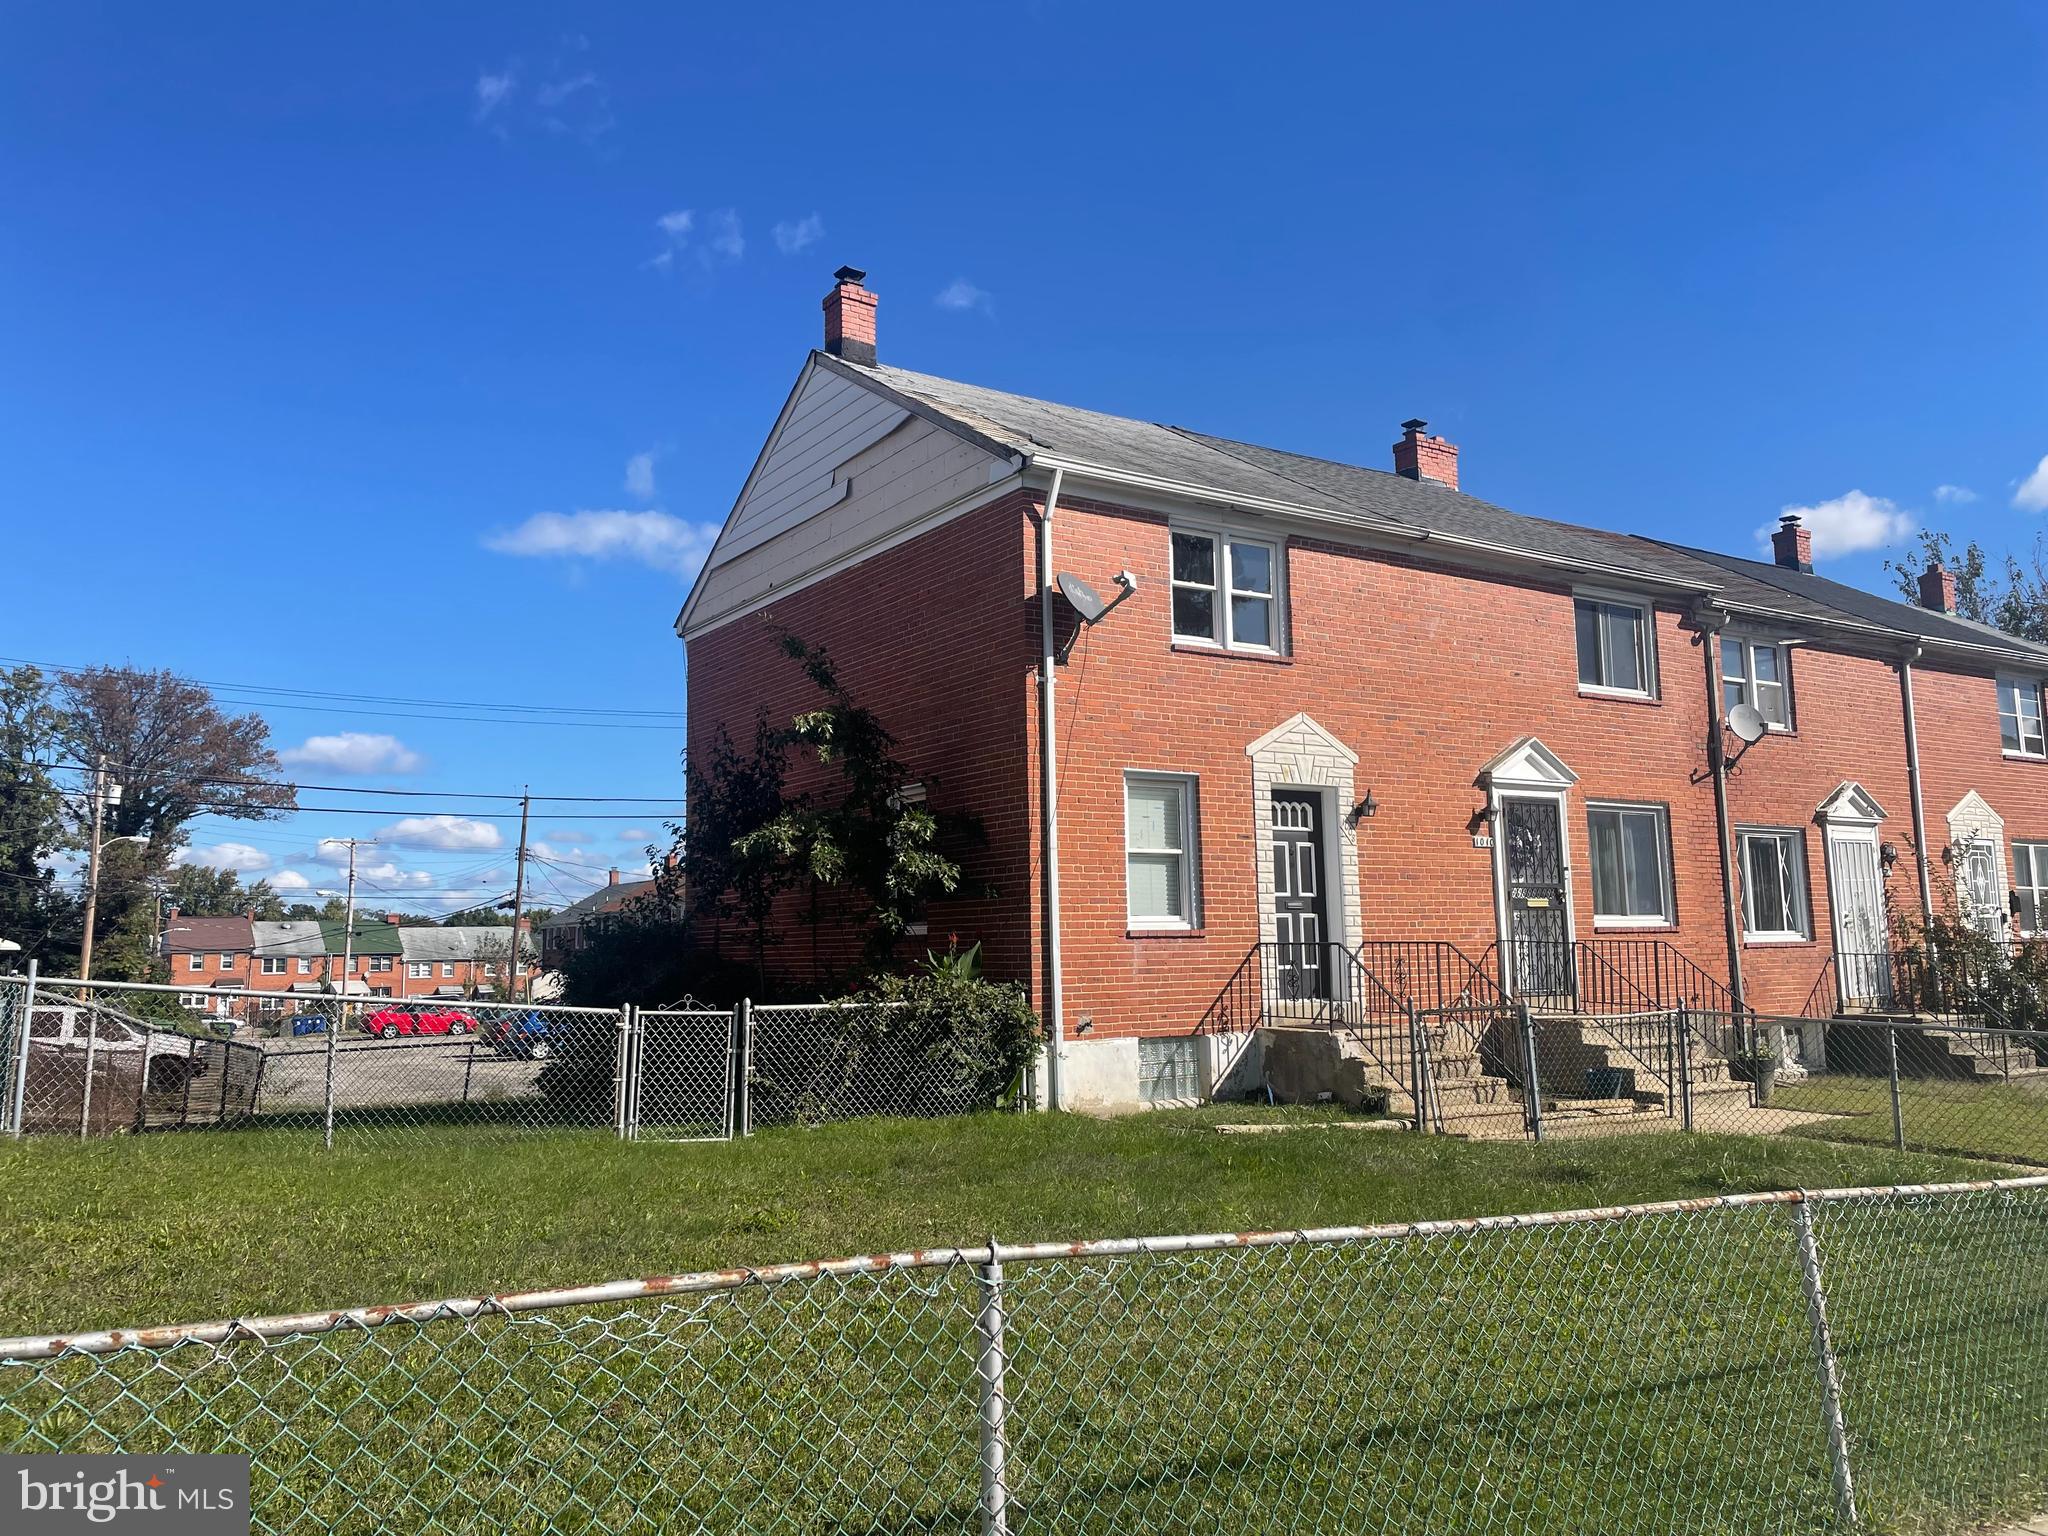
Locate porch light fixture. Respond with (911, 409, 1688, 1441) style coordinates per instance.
(1879, 841, 1900, 873)
(1349, 790, 1379, 826)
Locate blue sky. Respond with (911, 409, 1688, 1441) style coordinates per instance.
(5, 4, 2046, 911)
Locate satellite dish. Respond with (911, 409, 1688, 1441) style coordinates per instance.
(1055, 572, 1107, 623)
(1727, 702, 1768, 745)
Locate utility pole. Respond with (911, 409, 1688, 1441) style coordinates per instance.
(506, 789, 531, 1001)
(322, 838, 374, 1151)
(77, 755, 120, 983)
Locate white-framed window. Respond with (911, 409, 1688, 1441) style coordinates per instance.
(370, 955, 393, 973)
(1738, 827, 1811, 941)
(1574, 593, 1656, 698)
(441, 961, 456, 978)
(1586, 803, 1674, 926)
(186, 952, 203, 973)
(1722, 635, 1793, 730)
(260, 957, 286, 975)
(296, 957, 312, 975)
(178, 992, 205, 1010)
(1125, 772, 1200, 929)
(408, 962, 430, 979)
(216, 953, 234, 971)
(260, 996, 287, 1014)
(1170, 526, 1281, 653)
(1999, 676, 2046, 758)
(2013, 841, 2048, 936)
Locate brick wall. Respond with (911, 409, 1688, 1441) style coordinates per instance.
(684, 492, 1038, 993)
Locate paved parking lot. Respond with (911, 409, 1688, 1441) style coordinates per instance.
(256, 1036, 545, 1112)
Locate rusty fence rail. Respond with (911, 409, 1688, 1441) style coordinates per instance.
(6, 1176, 2048, 1533)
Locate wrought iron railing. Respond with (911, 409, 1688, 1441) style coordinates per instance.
(1355, 940, 1506, 1012)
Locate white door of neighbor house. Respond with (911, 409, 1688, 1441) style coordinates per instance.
(1960, 842, 2004, 943)
(1826, 827, 1891, 1006)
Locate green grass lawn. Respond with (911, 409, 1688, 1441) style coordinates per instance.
(0, 1105, 2008, 1337)
(4, 1113, 2042, 1536)
(1772, 1069, 2048, 1166)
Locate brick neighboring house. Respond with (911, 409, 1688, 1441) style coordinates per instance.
(539, 870, 661, 968)
(397, 923, 535, 1000)
(162, 912, 255, 1019)
(679, 267, 2048, 1112)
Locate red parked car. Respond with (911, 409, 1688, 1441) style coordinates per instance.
(362, 1007, 478, 1039)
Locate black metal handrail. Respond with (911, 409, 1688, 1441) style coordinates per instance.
(1356, 940, 1507, 1012)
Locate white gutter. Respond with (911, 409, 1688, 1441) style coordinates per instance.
(1035, 466, 1066, 1111)
(1898, 646, 1937, 929)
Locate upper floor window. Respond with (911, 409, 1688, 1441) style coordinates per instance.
(2015, 842, 2048, 937)
(441, 961, 456, 978)
(1586, 803, 1674, 926)
(1125, 772, 1200, 929)
(186, 952, 203, 973)
(1737, 827, 1811, 941)
(1574, 594, 1656, 698)
(1999, 676, 2045, 758)
(216, 953, 234, 971)
(1722, 635, 1792, 730)
(296, 957, 312, 975)
(1171, 527, 1280, 653)
(260, 957, 286, 975)
(408, 962, 430, 979)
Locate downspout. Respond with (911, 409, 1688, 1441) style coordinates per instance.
(1035, 467, 1067, 1111)
(1696, 607, 1748, 1015)
(1899, 646, 1937, 930)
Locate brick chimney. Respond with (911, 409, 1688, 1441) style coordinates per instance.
(1918, 561, 1958, 614)
(1771, 514, 1814, 573)
(383, 913, 402, 925)
(608, 867, 620, 886)
(823, 266, 877, 366)
(1393, 419, 1459, 490)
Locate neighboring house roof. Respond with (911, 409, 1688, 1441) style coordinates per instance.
(161, 916, 253, 953)
(398, 926, 534, 962)
(542, 878, 659, 930)
(812, 353, 2048, 667)
(250, 921, 325, 960)
(318, 920, 406, 957)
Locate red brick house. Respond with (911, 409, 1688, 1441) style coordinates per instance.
(679, 268, 2048, 1111)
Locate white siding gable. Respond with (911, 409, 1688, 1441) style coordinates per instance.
(679, 362, 1011, 637)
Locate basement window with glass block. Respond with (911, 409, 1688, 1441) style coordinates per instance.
(1138, 1036, 1201, 1104)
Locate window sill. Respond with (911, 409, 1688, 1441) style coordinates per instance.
(1578, 687, 1661, 706)
(1127, 926, 1207, 940)
(2002, 750, 2047, 763)
(1171, 644, 1292, 666)
(1742, 935, 1817, 948)
(1594, 920, 1677, 933)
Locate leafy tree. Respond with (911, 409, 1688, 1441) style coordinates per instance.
(1885, 528, 2048, 643)
(0, 665, 75, 967)
(678, 716, 794, 980)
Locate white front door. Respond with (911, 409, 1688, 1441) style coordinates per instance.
(1826, 827, 1891, 1006)
(1960, 841, 2003, 942)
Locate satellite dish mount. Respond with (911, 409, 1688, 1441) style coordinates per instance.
(1054, 570, 1139, 663)
(1723, 701, 1769, 771)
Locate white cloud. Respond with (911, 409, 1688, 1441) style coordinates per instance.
(624, 451, 658, 501)
(2015, 455, 2048, 514)
(176, 842, 273, 874)
(528, 841, 584, 862)
(617, 827, 653, 843)
(1756, 490, 1914, 561)
(655, 208, 694, 239)
(935, 278, 992, 314)
(269, 869, 313, 894)
(543, 828, 593, 845)
(708, 209, 744, 260)
(1934, 484, 1979, 505)
(375, 816, 504, 852)
(773, 214, 823, 255)
(474, 64, 517, 122)
(484, 509, 720, 578)
(278, 732, 424, 776)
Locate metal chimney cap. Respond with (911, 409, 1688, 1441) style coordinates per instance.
(833, 265, 867, 285)
(1401, 418, 1429, 433)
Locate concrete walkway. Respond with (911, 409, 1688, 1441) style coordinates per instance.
(1985, 1518, 2048, 1535)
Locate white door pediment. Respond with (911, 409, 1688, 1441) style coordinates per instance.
(1479, 736, 1578, 791)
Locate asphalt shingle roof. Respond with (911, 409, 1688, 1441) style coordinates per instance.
(828, 354, 2048, 665)
(161, 915, 253, 953)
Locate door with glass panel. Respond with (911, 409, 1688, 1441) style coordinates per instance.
(1271, 790, 1329, 1001)
(1502, 796, 1573, 1002)
(1826, 827, 1892, 1007)
(1959, 840, 2003, 943)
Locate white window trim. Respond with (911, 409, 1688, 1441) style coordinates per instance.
(1998, 675, 2046, 760)
(1737, 826, 1812, 942)
(1169, 522, 1285, 655)
(1585, 801, 1675, 928)
(1722, 633, 1795, 731)
(261, 956, 287, 976)
(2014, 840, 2048, 938)
(1572, 587, 1659, 700)
(186, 952, 203, 972)
(441, 961, 456, 978)
(408, 962, 430, 979)
(1124, 770, 1201, 931)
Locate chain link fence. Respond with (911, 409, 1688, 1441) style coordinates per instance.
(0, 976, 1000, 1146)
(5, 1177, 2045, 1533)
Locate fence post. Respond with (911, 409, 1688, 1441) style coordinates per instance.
(1519, 1000, 1544, 1142)
(612, 1007, 632, 1141)
(8, 960, 37, 1138)
(1406, 1004, 1429, 1134)
(974, 1240, 1012, 1536)
(1676, 1005, 1695, 1133)
(78, 1003, 99, 1140)
(1886, 1025, 1905, 1152)
(321, 998, 342, 1151)
(624, 1005, 642, 1141)
(738, 997, 753, 1139)
(1792, 1197, 1859, 1530)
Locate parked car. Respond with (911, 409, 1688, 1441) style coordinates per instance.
(362, 1007, 478, 1040)
(486, 1011, 553, 1060)
(287, 1014, 328, 1037)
